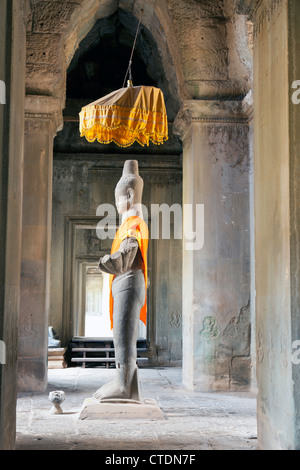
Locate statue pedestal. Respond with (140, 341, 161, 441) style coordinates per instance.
(78, 398, 164, 420)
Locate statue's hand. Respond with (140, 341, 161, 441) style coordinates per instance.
(119, 238, 139, 271)
(99, 253, 120, 274)
(101, 254, 110, 264)
(98, 238, 139, 275)
(98, 254, 115, 274)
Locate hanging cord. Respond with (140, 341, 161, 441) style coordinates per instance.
(122, 8, 144, 88)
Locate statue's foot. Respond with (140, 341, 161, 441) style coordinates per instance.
(93, 380, 115, 400)
(93, 380, 127, 401)
(93, 367, 140, 402)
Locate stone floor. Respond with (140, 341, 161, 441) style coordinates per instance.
(16, 367, 258, 451)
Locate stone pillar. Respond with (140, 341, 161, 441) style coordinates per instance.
(0, 0, 27, 450)
(174, 100, 252, 392)
(18, 96, 62, 392)
(248, 0, 300, 450)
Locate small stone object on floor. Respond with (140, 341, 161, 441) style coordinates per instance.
(49, 390, 65, 415)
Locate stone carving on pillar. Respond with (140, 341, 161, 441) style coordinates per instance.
(173, 99, 251, 179)
(173, 99, 249, 142)
(25, 95, 63, 135)
(173, 98, 252, 392)
(169, 310, 182, 329)
(200, 317, 220, 341)
(173, 97, 252, 177)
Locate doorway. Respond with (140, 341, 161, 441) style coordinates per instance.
(81, 265, 147, 339)
(83, 266, 111, 337)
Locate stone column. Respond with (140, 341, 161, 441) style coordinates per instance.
(245, 0, 300, 450)
(174, 100, 252, 392)
(0, 0, 27, 450)
(18, 96, 62, 392)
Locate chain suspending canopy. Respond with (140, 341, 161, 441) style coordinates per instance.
(79, 5, 168, 148)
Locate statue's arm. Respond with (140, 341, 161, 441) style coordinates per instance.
(98, 237, 139, 275)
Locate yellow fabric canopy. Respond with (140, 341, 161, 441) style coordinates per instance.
(79, 85, 168, 148)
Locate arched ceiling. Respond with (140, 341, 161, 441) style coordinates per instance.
(25, 0, 253, 131)
(66, 10, 179, 121)
(54, 9, 183, 155)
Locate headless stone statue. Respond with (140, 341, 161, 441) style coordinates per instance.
(93, 160, 148, 403)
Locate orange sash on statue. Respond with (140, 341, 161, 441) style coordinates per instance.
(109, 216, 149, 329)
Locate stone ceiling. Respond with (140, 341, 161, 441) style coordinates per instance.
(25, 0, 253, 133)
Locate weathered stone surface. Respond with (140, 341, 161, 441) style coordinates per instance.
(236, 0, 260, 17)
(18, 115, 55, 393)
(231, 357, 252, 390)
(175, 99, 251, 392)
(0, 0, 27, 451)
(25, 95, 62, 115)
(167, 0, 228, 82)
(32, 1, 80, 33)
(26, 32, 63, 96)
(23, 0, 253, 113)
(173, 99, 248, 139)
(17, 359, 48, 393)
(254, 0, 300, 451)
(18, 260, 48, 357)
(79, 398, 164, 420)
(16, 368, 257, 450)
(26, 32, 62, 64)
(26, 64, 62, 96)
(219, 300, 251, 357)
(205, 357, 231, 392)
(169, 0, 225, 19)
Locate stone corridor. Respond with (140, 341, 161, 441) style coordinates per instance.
(2, 0, 300, 450)
(16, 367, 257, 451)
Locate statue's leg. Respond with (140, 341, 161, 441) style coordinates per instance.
(93, 271, 145, 401)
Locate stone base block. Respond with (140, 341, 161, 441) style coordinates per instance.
(79, 397, 164, 421)
(48, 347, 67, 369)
